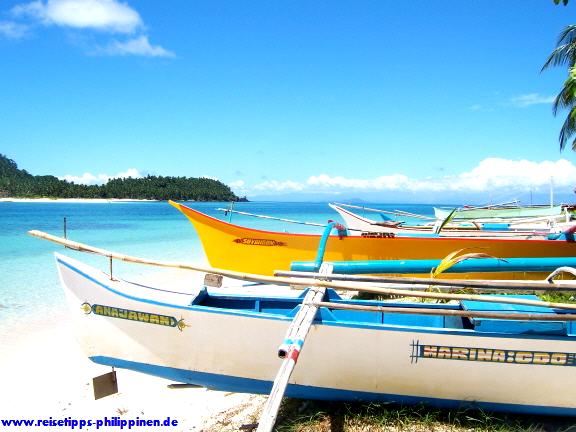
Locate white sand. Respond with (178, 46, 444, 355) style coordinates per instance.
(0, 269, 275, 431)
(0, 198, 158, 203)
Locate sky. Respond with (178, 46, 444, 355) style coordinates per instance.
(2, 0, 576, 204)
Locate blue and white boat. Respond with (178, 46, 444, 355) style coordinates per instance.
(55, 252, 576, 417)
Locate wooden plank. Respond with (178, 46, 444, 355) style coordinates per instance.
(256, 263, 333, 432)
(275, 270, 576, 292)
(310, 301, 576, 321)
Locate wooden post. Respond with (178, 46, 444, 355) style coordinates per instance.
(256, 263, 333, 432)
(63, 217, 67, 239)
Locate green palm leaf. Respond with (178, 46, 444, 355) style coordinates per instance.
(431, 248, 507, 279)
(434, 208, 456, 234)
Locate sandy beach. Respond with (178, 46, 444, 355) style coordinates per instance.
(0, 198, 159, 203)
(0, 268, 271, 431)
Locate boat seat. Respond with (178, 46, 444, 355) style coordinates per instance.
(461, 295, 567, 335)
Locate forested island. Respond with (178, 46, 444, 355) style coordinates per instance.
(0, 154, 243, 201)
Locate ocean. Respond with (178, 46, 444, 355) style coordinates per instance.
(0, 200, 439, 338)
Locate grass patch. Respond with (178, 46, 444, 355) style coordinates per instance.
(539, 292, 576, 304)
(273, 400, 576, 432)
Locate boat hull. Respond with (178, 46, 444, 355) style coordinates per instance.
(170, 201, 576, 279)
(56, 253, 576, 416)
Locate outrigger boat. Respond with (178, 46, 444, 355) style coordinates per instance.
(329, 203, 576, 237)
(434, 204, 572, 224)
(169, 201, 576, 280)
(29, 229, 576, 425)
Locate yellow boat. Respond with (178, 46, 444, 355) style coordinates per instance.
(170, 201, 576, 280)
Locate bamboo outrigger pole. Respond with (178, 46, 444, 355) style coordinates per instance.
(256, 263, 332, 432)
(334, 202, 435, 220)
(310, 301, 576, 321)
(216, 208, 327, 228)
(275, 270, 576, 292)
(27, 230, 576, 310)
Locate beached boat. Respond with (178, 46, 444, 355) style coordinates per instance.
(434, 204, 570, 222)
(169, 201, 576, 279)
(329, 203, 574, 237)
(53, 250, 576, 417)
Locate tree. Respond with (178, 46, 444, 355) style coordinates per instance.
(0, 154, 241, 201)
(542, 25, 576, 150)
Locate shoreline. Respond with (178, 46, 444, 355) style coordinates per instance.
(0, 198, 159, 203)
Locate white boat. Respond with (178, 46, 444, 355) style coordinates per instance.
(55, 251, 576, 417)
(433, 205, 571, 224)
(330, 203, 573, 237)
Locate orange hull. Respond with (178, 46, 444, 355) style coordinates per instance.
(170, 201, 576, 279)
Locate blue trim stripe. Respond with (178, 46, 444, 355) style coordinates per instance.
(91, 356, 576, 417)
(292, 257, 576, 275)
(57, 256, 195, 312)
(56, 254, 576, 340)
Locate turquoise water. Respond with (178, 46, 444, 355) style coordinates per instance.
(0, 201, 438, 337)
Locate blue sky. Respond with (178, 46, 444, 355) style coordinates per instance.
(2, 0, 576, 203)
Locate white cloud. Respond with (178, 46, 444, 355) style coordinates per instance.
(242, 158, 576, 196)
(13, 0, 142, 33)
(510, 93, 555, 108)
(450, 158, 576, 191)
(307, 173, 411, 190)
(60, 168, 142, 185)
(253, 180, 305, 192)
(229, 180, 248, 196)
(9, 0, 175, 57)
(0, 21, 29, 38)
(98, 35, 174, 57)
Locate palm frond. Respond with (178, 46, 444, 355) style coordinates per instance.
(552, 75, 576, 115)
(559, 107, 576, 151)
(431, 249, 505, 279)
(431, 248, 465, 278)
(542, 25, 576, 71)
(558, 24, 576, 45)
(434, 208, 456, 234)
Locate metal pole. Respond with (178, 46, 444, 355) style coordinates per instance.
(550, 176, 554, 208)
(227, 201, 234, 223)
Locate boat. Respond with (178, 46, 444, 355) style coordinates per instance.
(52, 248, 576, 417)
(434, 204, 571, 223)
(169, 201, 576, 279)
(329, 203, 574, 237)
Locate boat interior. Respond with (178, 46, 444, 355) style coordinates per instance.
(190, 287, 574, 336)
